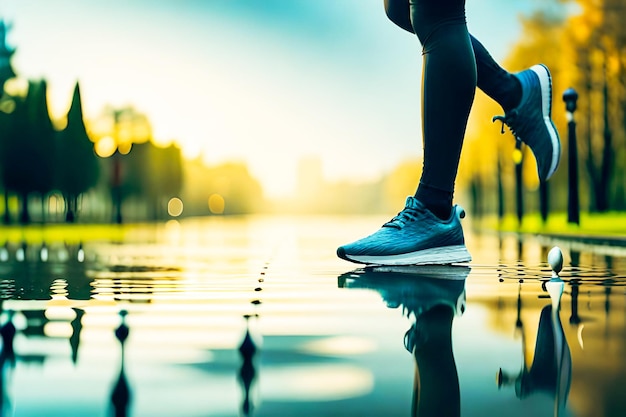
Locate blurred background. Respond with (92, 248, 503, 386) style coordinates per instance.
(0, 0, 623, 224)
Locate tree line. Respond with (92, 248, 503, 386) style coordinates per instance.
(0, 77, 98, 224)
(0, 20, 270, 223)
(457, 0, 625, 218)
(0, 77, 189, 224)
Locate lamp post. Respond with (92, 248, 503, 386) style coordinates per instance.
(93, 110, 128, 224)
(513, 138, 524, 227)
(563, 88, 579, 225)
(497, 153, 504, 223)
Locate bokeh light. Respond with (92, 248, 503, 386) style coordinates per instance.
(0, 97, 15, 114)
(208, 193, 225, 214)
(168, 197, 184, 217)
(118, 142, 132, 155)
(47, 193, 63, 217)
(94, 136, 116, 158)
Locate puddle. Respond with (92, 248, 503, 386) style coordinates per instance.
(0, 216, 624, 416)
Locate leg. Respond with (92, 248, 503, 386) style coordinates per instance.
(336, 0, 476, 266)
(470, 37, 521, 111)
(410, 0, 476, 219)
(384, 0, 413, 33)
(384, 0, 522, 112)
(411, 306, 460, 417)
(385, 0, 560, 184)
(335, 0, 560, 266)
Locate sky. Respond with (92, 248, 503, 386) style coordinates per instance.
(1, 0, 546, 197)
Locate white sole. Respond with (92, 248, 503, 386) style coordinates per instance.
(345, 245, 472, 266)
(531, 64, 561, 180)
(368, 264, 471, 280)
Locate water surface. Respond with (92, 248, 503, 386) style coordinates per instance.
(0, 216, 624, 417)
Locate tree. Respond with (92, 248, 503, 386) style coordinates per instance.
(1, 80, 55, 223)
(56, 83, 100, 222)
(460, 0, 626, 217)
(118, 141, 183, 220)
(460, 4, 569, 218)
(565, 0, 626, 211)
(91, 105, 153, 223)
(0, 92, 21, 224)
(150, 144, 183, 219)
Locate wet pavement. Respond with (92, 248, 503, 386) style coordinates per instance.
(0, 215, 625, 417)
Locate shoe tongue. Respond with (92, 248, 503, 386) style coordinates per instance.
(404, 196, 422, 210)
(383, 197, 423, 229)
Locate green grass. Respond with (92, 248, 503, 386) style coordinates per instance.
(1, 223, 132, 244)
(487, 211, 626, 238)
(2, 211, 625, 245)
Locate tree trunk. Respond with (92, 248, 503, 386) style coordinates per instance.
(3, 191, 9, 224)
(41, 194, 47, 224)
(497, 154, 504, 221)
(539, 181, 548, 223)
(598, 57, 613, 211)
(65, 194, 77, 223)
(19, 192, 30, 224)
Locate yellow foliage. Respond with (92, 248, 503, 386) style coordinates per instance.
(181, 159, 264, 215)
(382, 158, 422, 206)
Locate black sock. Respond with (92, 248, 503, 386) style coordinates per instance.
(415, 183, 452, 220)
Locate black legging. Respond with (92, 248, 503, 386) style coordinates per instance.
(385, 0, 520, 217)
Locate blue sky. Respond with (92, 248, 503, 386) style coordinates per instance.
(2, 0, 546, 197)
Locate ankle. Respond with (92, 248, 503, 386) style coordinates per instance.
(501, 74, 522, 112)
(414, 185, 452, 220)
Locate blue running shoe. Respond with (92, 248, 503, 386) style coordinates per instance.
(336, 196, 471, 266)
(493, 64, 561, 182)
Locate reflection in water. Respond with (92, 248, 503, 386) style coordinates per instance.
(339, 265, 469, 417)
(70, 308, 85, 365)
(0, 310, 15, 367)
(0, 242, 93, 301)
(498, 249, 572, 417)
(0, 224, 623, 415)
(238, 314, 258, 417)
(111, 310, 132, 417)
(0, 309, 15, 417)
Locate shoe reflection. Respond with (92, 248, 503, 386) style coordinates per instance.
(339, 265, 469, 417)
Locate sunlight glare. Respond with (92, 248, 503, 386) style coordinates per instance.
(44, 321, 73, 338)
(261, 365, 374, 401)
(300, 336, 377, 355)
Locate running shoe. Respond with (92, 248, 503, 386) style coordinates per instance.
(336, 196, 471, 266)
(493, 64, 561, 182)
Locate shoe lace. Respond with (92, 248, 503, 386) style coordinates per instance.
(384, 206, 420, 229)
(492, 109, 519, 137)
